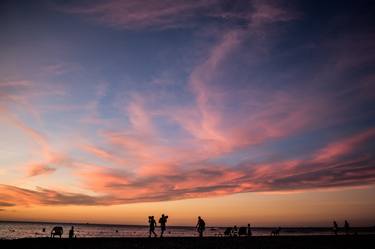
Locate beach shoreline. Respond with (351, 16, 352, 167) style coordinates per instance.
(1, 235, 375, 249)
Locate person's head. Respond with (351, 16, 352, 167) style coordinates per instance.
(248, 224, 250, 227)
(198, 216, 201, 220)
(162, 214, 165, 217)
(71, 226, 74, 229)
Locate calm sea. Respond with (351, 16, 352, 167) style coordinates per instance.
(1, 221, 374, 239)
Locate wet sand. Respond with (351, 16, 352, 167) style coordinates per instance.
(1, 235, 374, 249)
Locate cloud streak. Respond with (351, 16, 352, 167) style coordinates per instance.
(76, 128, 375, 204)
(0, 184, 110, 206)
(58, 0, 219, 30)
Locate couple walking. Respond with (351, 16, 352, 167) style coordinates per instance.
(148, 214, 168, 237)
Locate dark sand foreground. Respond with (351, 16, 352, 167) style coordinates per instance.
(1, 235, 375, 249)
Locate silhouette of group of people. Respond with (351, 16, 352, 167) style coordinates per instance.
(333, 220, 351, 235)
(224, 224, 252, 237)
(149, 215, 207, 237)
(49, 218, 358, 238)
(148, 214, 169, 237)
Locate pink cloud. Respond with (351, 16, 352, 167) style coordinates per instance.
(27, 164, 56, 177)
(0, 184, 110, 207)
(71, 128, 375, 204)
(1, 127, 374, 206)
(250, 0, 302, 26)
(314, 128, 375, 162)
(0, 109, 71, 177)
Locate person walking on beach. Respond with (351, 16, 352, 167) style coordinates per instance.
(344, 220, 350, 235)
(247, 223, 252, 236)
(196, 216, 206, 237)
(159, 214, 168, 237)
(333, 221, 339, 235)
(148, 216, 157, 237)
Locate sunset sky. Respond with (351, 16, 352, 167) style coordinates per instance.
(0, 0, 374, 227)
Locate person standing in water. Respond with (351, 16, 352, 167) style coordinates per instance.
(69, 226, 75, 239)
(344, 220, 350, 235)
(196, 216, 206, 237)
(333, 221, 339, 235)
(148, 216, 157, 237)
(247, 224, 252, 236)
(159, 214, 168, 237)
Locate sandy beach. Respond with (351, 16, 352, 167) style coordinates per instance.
(1, 235, 374, 249)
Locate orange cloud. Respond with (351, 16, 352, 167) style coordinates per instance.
(0, 184, 110, 207)
(69, 128, 375, 205)
(2, 125, 374, 207)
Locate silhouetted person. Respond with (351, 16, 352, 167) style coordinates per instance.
(333, 221, 339, 235)
(248, 224, 252, 236)
(159, 214, 168, 237)
(233, 225, 238, 237)
(148, 216, 157, 237)
(196, 216, 206, 237)
(69, 226, 75, 239)
(344, 220, 350, 235)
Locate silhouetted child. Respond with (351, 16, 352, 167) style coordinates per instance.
(344, 220, 350, 235)
(148, 216, 157, 237)
(69, 226, 75, 239)
(159, 214, 168, 237)
(248, 224, 252, 236)
(196, 216, 206, 237)
(333, 221, 338, 235)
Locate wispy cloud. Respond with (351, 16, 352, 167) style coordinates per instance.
(1, 127, 374, 207)
(57, 0, 300, 30)
(0, 185, 110, 206)
(70, 128, 375, 204)
(27, 164, 56, 177)
(58, 0, 219, 30)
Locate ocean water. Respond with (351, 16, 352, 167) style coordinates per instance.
(1, 221, 374, 239)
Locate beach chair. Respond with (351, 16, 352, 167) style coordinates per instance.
(51, 226, 64, 238)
